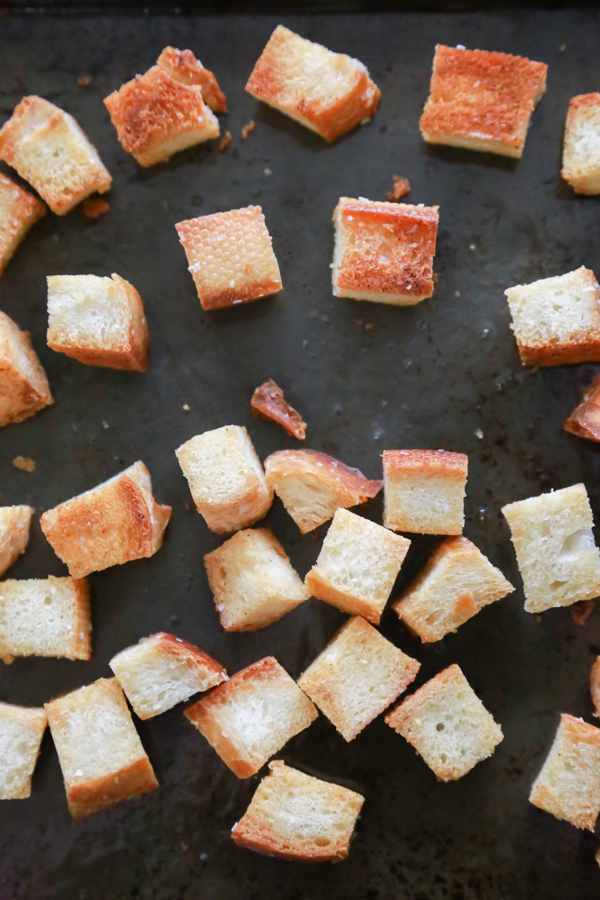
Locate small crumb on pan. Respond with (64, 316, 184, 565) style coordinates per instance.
(219, 131, 232, 152)
(13, 456, 35, 472)
(241, 120, 255, 139)
(83, 198, 110, 218)
(387, 175, 410, 202)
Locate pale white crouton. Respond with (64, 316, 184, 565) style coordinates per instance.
(0, 703, 47, 799)
(383, 449, 468, 535)
(0, 173, 46, 276)
(0, 310, 53, 427)
(0, 505, 34, 577)
(562, 94, 600, 194)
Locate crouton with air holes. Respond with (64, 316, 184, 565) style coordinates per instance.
(0, 311, 53, 427)
(184, 656, 317, 778)
(0, 505, 34, 578)
(501, 483, 600, 613)
(562, 94, 600, 195)
(383, 449, 467, 535)
(565, 373, 600, 443)
(245, 24, 380, 143)
(232, 760, 365, 862)
(40, 461, 171, 579)
(0, 173, 45, 277)
(0, 703, 46, 799)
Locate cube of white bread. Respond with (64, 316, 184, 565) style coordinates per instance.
(0, 702, 47, 799)
(592, 656, 600, 718)
(393, 536, 515, 642)
(46, 273, 148, 371)
(305, 509, 411, 624)
(385, 664, 503, 781)
(205, 528, 309, 632)
(45, 677, 158, 819)
(383, 449, 468, 535)
(231, 760, 364, 861)
(176, 206, 282, 310)
(184, 656, 317, 778)
(176, 425, 272, 535)
(332, 198, 439, 305)
(0, 310, 53, 427)
(0, 96, 111, 215)
(0, 505, 34, 578)
(298, 616, 420, 741)
(156, 46, 227, 113)
(501, 483, 600, 613)
(562, 94, 600, 195)
(40, 461, 171, 579)
(245, 24, 380, 143)
(420, 45, 547, 158)
(264, 449, 382, 535)
(0, 173, 46, 277)
(565, 373, 600, 443)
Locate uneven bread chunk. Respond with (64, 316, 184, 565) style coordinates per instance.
(591, 657, 600, 718)
(251, 379, 306, 440)
(562, 94, 600, 195)
(232, 760, 364, 861)
(0, 703, 47, 799)
(383, 449, 468, 535)
(0, 505, 34, 577)
(0, 174, 46, 276)
(0, 311, 53, 427)
(565, 374, 600, 443)
(245, 24, 380, 142)
(157, 46, 227, 113)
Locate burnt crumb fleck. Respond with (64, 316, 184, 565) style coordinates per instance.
(77, 74, 92, 88)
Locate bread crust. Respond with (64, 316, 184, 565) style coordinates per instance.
(0, 173, 46, 276)
(0, 311, 53, 427)
(562, 93, 600, 195)
(565, 374, 600, 442)
(251, 379, 306, 440)
(157, 46, 227, 113)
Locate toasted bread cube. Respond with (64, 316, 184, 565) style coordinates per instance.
(156, 46, 227, 113)
(232, 760, 364, 861)
(40, 461, 171, 579)
(185, 656, 317, 778)
(305, 509, 410, 624)
(0, 703, 47, 799)
(0, 174, 46, 277)
(0, 310, 53, 427)
(562, 94, 600, 195)
(420, 45, 547, 159)
(501, 484, 600, 613)
(383, 449, 468, 535)
(0, 505, 34, 578)
(46, 273, 148, 371)
(332, 198, 439, 305)
(298, 616, 420, 741)
(565, 373, 600, 443)
(176, 206, 282, 311)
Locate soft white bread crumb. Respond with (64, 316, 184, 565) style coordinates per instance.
(383, 449, 468, 535)
(0, 505, 34, 577)
(592, 657, 600, 718)
(0, 173, 46, 277)
(562, 94, 600, 195)
(0, 702, 47, 799)
(0, 310, 53, 427)
(156, 46, 227, 113)
(565, 373, 600, 443)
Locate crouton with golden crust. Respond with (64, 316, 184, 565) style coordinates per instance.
(565, 374, 600, 442)
(0, 505, 34, 578)
(0, 703, 47, 800)
(0, 311, 53, 427)
(383, 449, 468, 535)
(251, 379, 306, 440)
(562, 94, 600, 195)
(0, 174, 46, 277)
(157, 46, 227, 113)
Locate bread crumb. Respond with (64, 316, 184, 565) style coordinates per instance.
(102, 421, 109, 429)
(365, 323, 374, 331)
(264, 167, 272, 176)
(183, 403, 190, 411)
(181, 842, 189, 852)
(386, 175, 410, 202)
(241, 120, 255, 139)
(559, 43, 566, 52)
(455, 290, 461, 297)
(469, 244, 476, 251)
(571, 600, 594, 625)
(475, 428, 483, 439)
(77, 74, 92, 88)
(251, 379, 307, 440)
(83, 198, 110, 219)
(12, 456, 35, 472)
(219, 131, 232, 152)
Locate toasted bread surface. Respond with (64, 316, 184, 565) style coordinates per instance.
(383, 449, 468, 535)
(0, 703, 47, 799)
(157, 46, 227, 112)
(562, 93, 600, 194)
(0, 311, 53, 427)
(0, 505, 34, 577)
(0, 173, 46, 276)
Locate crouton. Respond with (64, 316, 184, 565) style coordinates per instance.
(298, 616, 420, 741)
(0, 505, 34, 578)
(156, 46, 227, 113)
(305, 509, 410, 624)
(420, 45, 547, 158)
(562, 94, 600, 195)
(231, 760, 364, 861)
(40, 461, 171, 579)
(0, 96, 111, 214)
(45, 677, 158, 819)
(591, 657, 600, 718)
(393, 536, 514, 642)
(501, 483, 600, 613)
(0, 173, 46, 276)
(245, 24, 380, 142)
(383, 449, 468, 535)
(176, 206, 282, 310)
(109, 632, 227, 719)
(386, 663, 503, 780)
(332, 198, 439, 305)
(565, 373, 600, 442)
(0, 703, 47, 799)
(46, 273, 148, 371)
(184, 656, 317, 778)
(0, 311, 53, 427)
(251, 379, 307, 440)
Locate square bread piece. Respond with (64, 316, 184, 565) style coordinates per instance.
(0, 173, 46, 277)
(176, 206, 282, 310)
(420, 45, 547, 158)
(176, 425, 273, 535)
(45, 677, 158, 819)
(298, 616, 420, 742)
(0, 96, 111, 215)
(156, 47, 227, 113)
(565, 374, 600, 443)
(393, 536, 515, 642)
(245, 24, 380, 143)
(47, 273, 148, 371)
(386, 664, 503, 781)
(205, 528, 309, 632)
(40, 461, 171, 579)
(0, 310, 53, 427)
(0, 703, 47, 799)
(109, 632, 228, 719)
(232, 760, 365, 862)
(383, 449, 468, 535)
(562, 94, 600, 195)
(0, 505, 34, 578)
(305, 508, 411, 624)
(184, 656, 318, 778)
(501, 483, 600, 613)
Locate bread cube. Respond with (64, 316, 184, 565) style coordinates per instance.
(383, 449, 468, 535)
(305, 509, 411, 624)
(0, 703, 47, 799)
(232, 760, 364, 861)
(156, 46, 227, 113)
(562, 94, 600, 195)
(0, 310, 53, 427)
(501, 483, 600, 613)
(251, 379, 306, 440)
(420, 45, 547, 158)
(0, 173, 46, 277)
(0, 96, 111, 215)
(45, 677, 158, 819)
(386, 664, 503, 780)
(176, 206, 282, 310)
(0, 505, 34, 578)
(184, 656, 317, 778)
(298, 616, 420, 741)
(245, 25, 380, 143)
(332, 198, 439, 305)
(565, 373, 600, 443)
(40, 461, 171, 579)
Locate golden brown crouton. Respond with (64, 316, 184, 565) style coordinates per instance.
(0, 505, 34, 577)
(0, 703, 47, 799)
(157, 46, 227, 113)
(0, 173, 46, 276)
(0, 311, 53, 427)
(251, 379, 306, 440)
(562, 94, 600, 195)
(565, 374, 600, 442)
(383, 449, 468, 535)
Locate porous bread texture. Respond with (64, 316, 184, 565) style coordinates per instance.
(386, 664, 503, 781)
(383, 449, 468, 535)
(562, 94, 600, 195)
(205, 528, 309, 632)
(0, 173, 46, 276)
(501, 483, 600, 613)
(0, 505, 34, 577)
(45, 677, 158, 819)
(591, 657, 600, 718)
(232, 760, 365, 861)
(176, 206, 282, 310)
(0, 703, 47, 799)
(0, 96, 111, 214)
(0, 310, 53, 427)
(40, 460, 171, 578)
(245, 24, 380, 142)
(184, 656, 318, 778)
(156, 47, 227, 113)
(393, 536, 514, 642)
(305, 508, 410, 623)
(176, 425, 272, 534)
(298, 616, 420, 741)
(565, 373, 600, 442)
